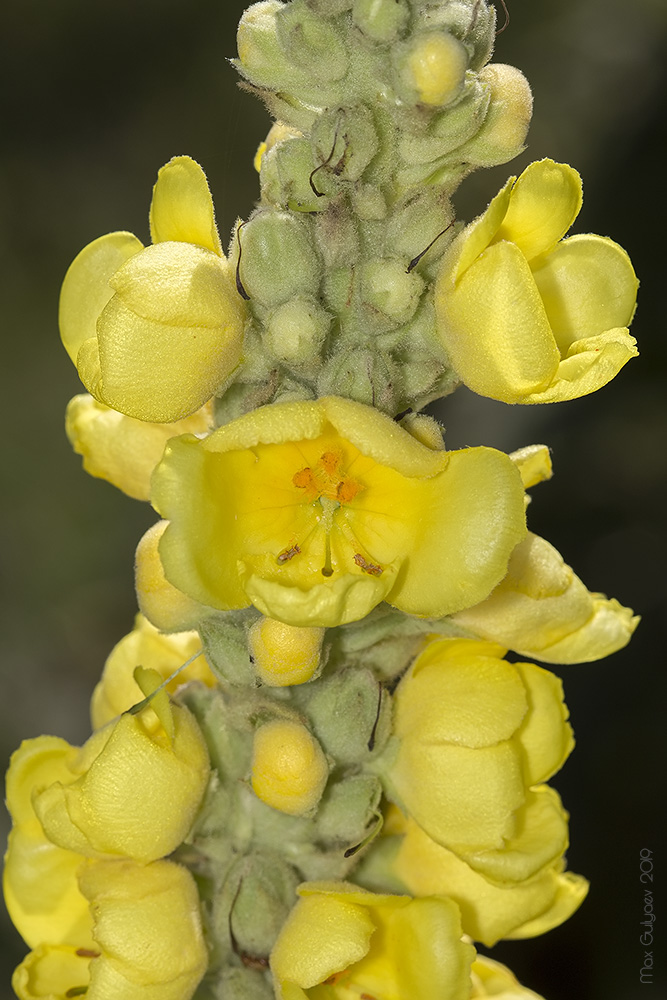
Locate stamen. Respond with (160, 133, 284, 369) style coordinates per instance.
(65, 990, 88, 998)
(75, 949, 100, 959)
(277, 544, 301, 565)
(354, 553, 383, 577)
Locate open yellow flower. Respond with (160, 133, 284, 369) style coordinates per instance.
(66, 394, 213, 501)
(382, 638, 573, 881)
(12, 859, 208, 1000)
(453, 531, 639, 663)
(270, 881, 475, 1000)
(27, 699, 209, 864)
(90, 613, 215, 730)
(59, 155, 246, 422)
(435, 158, 638, 403)
(147, 396, 526, 628)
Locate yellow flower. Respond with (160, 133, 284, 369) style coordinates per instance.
(383, 638, 573, 880)
(12, 859, 208, 1000)
(59, 155, 246, 423)
(435, 158, 638, 403)
(29, 699, 209, 864)
(147, 396, 526, 628)
(251, 720, 329, 816)
(453, 531, 639, 663)
(270, 881, 475, 1000)
(65, 394, 213, 501)
(90, 613, 215, 730)
(392, 812, 588, 947)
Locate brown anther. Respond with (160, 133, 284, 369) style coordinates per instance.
(75, 949, 101, 959)
(293, 467, 314, 489)
(320, 450, 341, 476)
(337, 478, 362, 503)
(354, 554, 383, 577)
(361, 994, 378, 1000)
(277, 544, 301, 564)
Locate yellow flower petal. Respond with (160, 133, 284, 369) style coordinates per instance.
(471, 955, 545, 999)
(90, 613, 210, 730)
(520, 327, 638, 404)
(12, 945, 91, 1000)
(453, 532, 639, 663)
(494, 159, 582, 261)
(251, 720, 329, 816)
(513, 662, 574, 785)
(460, 785, 569, 884)
(533, 234, 638, 353)
(59, 232, 143, 365)
(65, 395, 212, 501)
(149, 155, 223, 254)
(394, 816, 587, 947)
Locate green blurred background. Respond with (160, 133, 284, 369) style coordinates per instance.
(1, 1, 665, 996)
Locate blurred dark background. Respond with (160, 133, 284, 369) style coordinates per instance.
(1, 1, 665, 997)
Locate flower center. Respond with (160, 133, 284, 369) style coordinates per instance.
(292, 450, 364, 504)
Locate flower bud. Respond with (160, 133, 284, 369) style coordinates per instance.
(459, 63, 533, 168)
(226, 854, 301, 958)
(251, 720, 329, 816)
(255, 122, 303, 173)
(276, 3, 348, 83)
(394, 31, 468, 107)
(264, 297, 331, 365)
(360, 257, 425, 326)
(239, 211, 321, 309)
(261, 135, 329, 212)
(249, 617, 325, 686)
(386, 190, 455, 265)
(398, 79, 489, 165)
(353, 0, 410, 43)
(311, 105, 380, 184)
(135, 520, 205, 633)
(414, 0, 496, 72)
(317, 348, 403, 412)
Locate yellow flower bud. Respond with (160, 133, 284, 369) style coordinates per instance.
(249, 617, 324, 686)
(148, 396, 526, 628)
(32, 702, 209, 863)
(435, 159, 639, 404)
(12, 859, 208, 1000)
(65, 394, 212, 501)
(461, 64, 533, 167)
(91, 613, 214, 730)
(471, 955, 547, 999)
(251, 720, 328, 815)
(453, 532, 639, 663)
(384, 638, 573, 874)
(60, 156, 246, 423)
(135, 520, 205, 632)
(270, 881, 475, 1000)
(397, 32, 468, 107)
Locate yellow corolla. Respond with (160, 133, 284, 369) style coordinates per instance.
(26, 699, 209, 864)
(471, 956, 545, 999)
(148, 396, 526, 628)
(453, 531, 639, 663)
(435, 158, 638, 403)
(393, 813, 588, 947)
(270, 881, 475, 1000)
(12, 859, 208, 1000)
(66, 394, 213, 501)
(90, 613, 215, 730)
(59, 155, 246, 423)
(382, 638, 573, 878)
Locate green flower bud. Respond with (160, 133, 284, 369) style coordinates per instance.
(261, 136, 328, 213)
(398, 78, 490, 164)
(199, 613, 257, 686)
(239, 211, 321, 309)
(353, 0, 410, 44)
(213, 967, 274, 1000)
(276, 1, 348, 83)
(264, 297, 331, 366)
(307, 0, 354, 16)
(228, 854, 301, 958)
(394, 300, 458, 406)
(386, 190, 454, 265)
(311, 105, 380, 184)
(236, 1, 295, 90)
(316, 774, 382, 843)
(360, 257, 425, 326)
(393, 31, 468, 107)
(293, 667, 390, 765)
(317, 347, 403, 412)
(457, 63, 533, 167)
(315, 205, 360, 269)
(352, 183, 388, 220)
